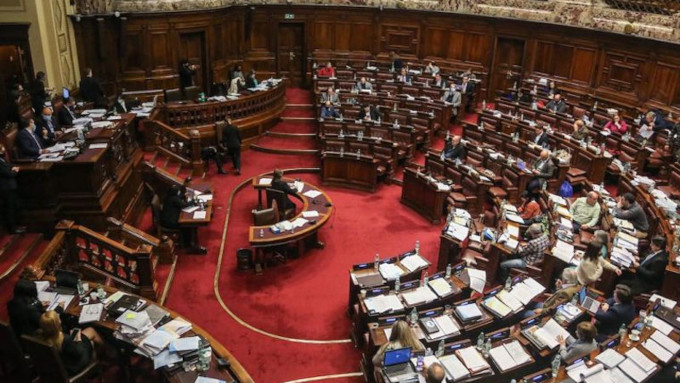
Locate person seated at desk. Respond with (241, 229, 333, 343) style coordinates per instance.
(460, 75, 475, 113)
(545, 93, 567, 114)
(527, 150, 555, 192)
(603, 113, 628, 135)
(442, 83, 461, 108)
(433, 73, 446, 89)
(317, 61, 335, 78)
(372, 320, 425, 368)
(576, 239, 621, 285)
(618, 236, 669, 295)
(356, 77, 372, 91)
(160, 185, 194, 244)
(397, 68, 411, 83)
(229, 77, 244, 94)
(38, 310, 105, 377)
(232, 64, 245, 82)
(518, 191, 542, 224)
(320, 86, 339, 104)
(271, 169, 304, 211)
(499, 224, 549, 281)
(656, 357, 680, 383)
(17, 118, 47, 160)
(113, 93, 138, 114)
(572, 120, 589, 141)
(390, 51, 403, 72)
(359, 104, 380, 122)
(36, 106, 59, 148)
(522, 268, 580, 318)
(424, 363, 445, 383)
(545, 81, 559, 98)
(556, 322, 598, 364)
(425, 61, 440, 76)
(58, 97, 77, 127)
(245, 69, 258, 88)
(441, 135, 466, 162)
(594, 284, 635, 340)
(613, 193, 649, 238)
(7, 279, 57, 337)
(461, 68, 477, 81)
(569, 191, 601, 233)
(533, 125, 550, 148)
(320, 101, 340, 119)
(79, 68, 106, 108)
(0, 144, 24, 234)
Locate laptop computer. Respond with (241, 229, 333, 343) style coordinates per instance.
(382, 348, 417, 383)
(579, 287, 601, 314)
(52, 269, 79, 295)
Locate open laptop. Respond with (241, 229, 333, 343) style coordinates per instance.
(382, 348, 418, 383)
(52, 269, 79, 295)
(579, 287, 601, 314)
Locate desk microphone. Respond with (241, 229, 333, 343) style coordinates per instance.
(324, 202, 332, 207)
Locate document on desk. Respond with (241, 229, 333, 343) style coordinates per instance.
(48, 294, 75, 311)
(293, 181, 305, 192)
(595, 348, 625, 368)
(440, 354, 470, 381)
(483, 296, 512, 317)
(169, 336, 200, 352)
(506, 224, 519, 238)
(446, 222, 469, 241)
(534, 319, 570, 349)
(193, 211, 207, 220)
(489, 345, 515, 372)
(79, 303, 104, 324)
(39, 153, 64, 162)
(626, 347, 657, 373)
(651, 315, 674, 335)
(523, 278, 546, 297)
(455, 303, 483, 322)
(467, 268, 486, 294)
(505, 341, 531, 365)
(378, 263, 404, 281)
(364, 294, 404, 314)
(302, 210, 319, 218)
(433, 315, 460, 336)
(182, 206, 199, 213)
(556, 206, 572, 218)
(116, 309, 152, 331)
(549, 194, 567, 206)
(34, 280, 50, 292)
(508, 282, 534, 305)
(641, 338, 673, 363)
(303, 190, 322, 198)
(290, 217, 308, 229)
(650, 330, 680, 354)
(560, 217, 573, 227)
(506, 213, 525, 224)
(428, 278, 453, 297)
(400, 286, 437, 306)
(152, 349, 182, 370)
(259, 177, 272, 186)
(582, 368, 611, 383)
(89, 143, 108, 149)
(552, 240, 575, 263)
(194, 378, 226, 383)
(496, 290, 523, 312)
(141, 328, 177, 355)
(619, 357, 651, 382)
(610, 367, 634, 383)
(196, 194, 213, 202)
(649, 294, 676, 309)
(457, 346, 490, 372)
(159, 318, 192, 337)
(400, 254, 429, 272)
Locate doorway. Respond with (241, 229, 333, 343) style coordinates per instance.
(179, 32, 208, 91)
(277, 23, 305, 87)
(490, 37, 526, 98)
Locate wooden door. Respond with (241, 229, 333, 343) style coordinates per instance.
(277, 23, 305, 87)
(490, 37, 525, 98)
(179, 32, 208, 91)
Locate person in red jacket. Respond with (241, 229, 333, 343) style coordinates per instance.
(317, 62, 335, 78)
(603, 113, 628, 135)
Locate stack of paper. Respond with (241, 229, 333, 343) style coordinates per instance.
(432, 315, 460, 337)
(446, 222, 469, 241)
(650, 316, 674, 335)
(641, 338, 673, 363)
(566, 361, 605, 382)
(619, 357, 654, 382)
(79, 303, 104, 324)
(595, 348, 625, 368)
(611, 247, 636, 268)
(553, 240, 576, 264)
(302, 190, 322, 198)
(648, 294, 676, 309)
(557, 302, 582, 321)
(549, 194, 567, 206)
(428, 278, 453, 297)
(400, 254, 429, 272)
(625, 348, 657, 375)
(534, 319, 571, 349)
(610, 368, 634, 383)
(457, 346, 490, 373)
(650, 330, 680, 354)
(556, 206, 572, 218)
(507, 282, 534, 305)
(140, 328, 178, 356)
(440, 354, 470, 381)
(489, 341, 531, 371)
(259, 177, 272, 186)
(483, 296, 512, 318)
(400, 286, 438, 306)
(159, 318, 192, 337)
(467, 268, 486, 294)
(496, 290, 523, 312)
(364, 294, 404, 314)
(116, 310, 152, 331)
(455, 303, 483, 322)
(169, 336, 200, 352)
(378, 263, 405, 281)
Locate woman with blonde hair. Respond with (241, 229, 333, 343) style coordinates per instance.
(38, 310, 103, 376)
(372, 320, 425, 368)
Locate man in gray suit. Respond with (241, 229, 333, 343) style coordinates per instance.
(356, 77, 372, 91)
(320, 86, 339, 105)
(442, 84, 462, 118)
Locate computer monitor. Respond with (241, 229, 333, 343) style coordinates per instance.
(55, 269, 78, 289)
(383, 347, 412, 367)
(62, 87, 70, 100)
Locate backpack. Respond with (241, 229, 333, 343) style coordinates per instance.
(559, 180, 573, 198)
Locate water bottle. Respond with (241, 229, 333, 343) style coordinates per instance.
(484, 338, 492, 355)
(571, 293, 578, 306)
(259, 229, 264, 238)
(416, 354, 424, 372)
(618, 324, 627, 341)
(410, 308, 418, 324)
(422, 271, 429, 286)
(446, 263, 452, 278)
(339, 146, 344, 157)
(504, 276, 512, 291)
(374, 253, 380, 269)
(197, 344, 211, 372)
(415, 240, 420, 254)
(482, 100, 486, 110)
(551, 355, 561, 377)
(97, 284, 106, 300)
(395, 277, 400, 292)
(356, 149, 361, 159)
(476, 332, 485, 350)
(645, 314, 653, 329)
(436, 340, 445, 357)
(76, 278, 85, 297)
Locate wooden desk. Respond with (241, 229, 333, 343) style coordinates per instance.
(401, 167, 449, 224)
(56, 282, 254, 383)
(249, 179, 333, 256)
(177, 190, 214, 255)
(321, 152, 379, 192)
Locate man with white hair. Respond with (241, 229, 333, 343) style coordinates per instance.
(522, 268, 580, 318)
(499, 224, 549, 281)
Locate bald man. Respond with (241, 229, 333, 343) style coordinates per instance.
(442, 135, 466, 162)
(35, 106, 59, 146)
(569, 191, 601, 232)
(425, 363, 445, 383)
(527, 149, 555, 192)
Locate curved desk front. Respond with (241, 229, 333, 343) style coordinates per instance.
(249, 178, 333, 255)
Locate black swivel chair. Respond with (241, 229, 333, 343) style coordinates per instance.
(265, 188, 296, 220)
(0, 321, 31, 383)
(20, 334, 102, 383)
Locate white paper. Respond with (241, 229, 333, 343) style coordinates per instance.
(301, 210, 319, 218)
(440, 354, 470, 381)
(641, 338, 673, 363)
(34, 281, 50, 292)
(619, 358, 650, 383)
(194, 378, 225, 383)
(364, 294, 404, 314)
(170, 336, 200, 352)
(428, 278, 453, 297)
(193, 211, 207, 220)
(595, 348, 625, 368)
(294, 181, 304, 193)
(78, 303, 103, 324)
(182, 206, 199, 213)
(534, 319, 570, 349)
(400, 286, 438, 306)
(89, 143, 108, 149)
(259, 177, 272, 186)
(378, 263, 405, 281)
(489, 345, 516, 371)
(484, 296, 512, 317)
(504, 341, 531, 365)
(433, 315, 460, 336)
(625, 348, 657, 373)
(302, 190, 322, 198)
(650, 330, 680, 354)
(400, 255, 429, 272)
(649, 294, 676, 309)
(496, 290, 523, 312)
(650, 315, 674, 335)
(458, 346, 490, 371)
(456, 303, 483, 322)
(196, 194, 213, 202)
(152, 349, 182, 369)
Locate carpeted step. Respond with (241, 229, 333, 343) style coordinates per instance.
(268, 122, 317, 134)
(281, 107, 316, 118)
(281, 116, 316, 124)
(266, 131, 316, 139)
(285, 88, 312, 104)
(256, 135, 317, 150)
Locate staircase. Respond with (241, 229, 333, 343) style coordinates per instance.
(250, 101, 320, 155)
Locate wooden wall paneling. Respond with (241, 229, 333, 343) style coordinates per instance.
(552, 44, 573, 79)
(490, 36, 526, 98)
(349, 22, 372, 53)
(464, 32, 492, 66)
(570, 47, 598, 85)
(532, 40, 554, 75)
(648, 61, 679, 105)
(445, 31, 466, 61)
(379, 23, 420, 56)
(313, 20, 334, 51)
(421, 27, 447, 59)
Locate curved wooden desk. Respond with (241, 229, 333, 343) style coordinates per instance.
(58, 282, 254, 383)
(249, 177, 333, 251)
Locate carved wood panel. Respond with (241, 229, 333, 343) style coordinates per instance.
(380, 24, 419, 56)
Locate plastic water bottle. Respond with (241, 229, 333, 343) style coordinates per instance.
(415, 240, 420, 254)
(422, 272, 429, 287)
(395, 277, 400, 292)
(374, 253, 380, 269)
(484, 338, 492, 355)
(436, 340, 445, 357)
(551, 355, 561, 377)
(481, 100, 486, 110)
(571, 293, 578, 306)
(410, 308, 418, 324)
(476, 332, 485, 350)
(446, 264, 452, 278)
(504, 276, 512, 291)
(618, 324, 627, 341)
(197, 344, 211, 372)
(339, 146, 344, 157)
(259, 229, 264, 238)
(97, 284, 106, 300)
(416, 354, 424, 372)
(76, 279, 85, 296)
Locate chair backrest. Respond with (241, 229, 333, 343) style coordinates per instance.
(184, 86, 201, 101)
(20, 334, 70, 383)
(164, 88, 183, 103)
(0, 320, 30, 382)
(151, 194, 162, 234)
(252, 200, 279, 226)
(265, 188, 287, 215)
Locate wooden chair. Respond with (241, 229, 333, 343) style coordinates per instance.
(20, 334, 102, 383)
(163, 88, 182, 103)
(266, 188, 295, 220)
(0, 321, 31, 383)
(252, 200, 279, 226)
(150, 193, 181, 241)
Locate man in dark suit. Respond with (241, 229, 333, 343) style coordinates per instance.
(619, 236, 669, 295)
(160, 185, 192, 246)
(178, 60, 197, 90)
(79, 68, 106, 108)
(594, 285, 635, 340)
(359, 104, 380, 121)
(35, 107, 59, 146)
(245, 70, 258, 88)
(0, 144, 24, 234)
(57, 97, 77, 127)
(527, 149, 555, 192)
(459, 76, 475, 113)
(29, 72, 49, 113)
(16, 118, 46, 160)
(545, 93, 568, 114)
(271, 169, 303, 211)
(433, 73, 446, 89)
(390, 51, 403, 72)
(220, 118, 242, 175)
(442, 135, 466, 162)
(534, 125, 550, 148)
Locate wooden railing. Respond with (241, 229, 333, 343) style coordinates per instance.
(145, 119, 203, 174)
(32, 220, 162, 301)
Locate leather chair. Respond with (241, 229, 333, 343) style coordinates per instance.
(488, 168, 519, 203)
(448, 175, 480, 214)
(266, 188, 295, 219)
(20, 334, 102, 383)
(0, 320, 31, 383)
(184, 86, 201, 101)
(445, 167, 464, 193)
(658, 165, 680, 200)
(427, 160, 445, 180)
(252, 200, 279, 225)
(150, 194, 181, 240)
(164, 88, 183, 103)
(370, 127, 388, 140)
(393, 131, 413, 160)
(373, 146, 394, 180)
